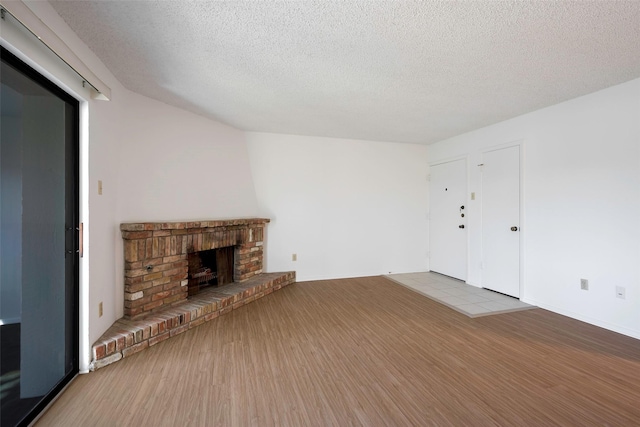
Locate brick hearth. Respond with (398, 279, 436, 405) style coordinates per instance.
(91, 271, 295, 371)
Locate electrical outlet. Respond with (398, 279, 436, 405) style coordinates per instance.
(292, 253, 297, 262)
(580, 279, 589, 290)
(616, 286, 626, 299)
(99, 302, 103, 317)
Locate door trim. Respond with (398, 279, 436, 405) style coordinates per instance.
(3, 25, 92, 373)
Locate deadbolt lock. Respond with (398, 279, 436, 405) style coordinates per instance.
(511, 226, 518, 231)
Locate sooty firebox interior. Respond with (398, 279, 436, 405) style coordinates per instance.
(187, 246, 234, 296)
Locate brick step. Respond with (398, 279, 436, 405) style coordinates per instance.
(90, 272, 296, 370)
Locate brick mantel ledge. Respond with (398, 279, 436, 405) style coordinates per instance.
(120, 217, 270, 231)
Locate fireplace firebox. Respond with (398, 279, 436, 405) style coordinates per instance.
(187, 246, 234, 295)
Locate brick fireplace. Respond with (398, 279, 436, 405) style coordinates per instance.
(121, 218, 269, 319)
(90, 217, 293, 370)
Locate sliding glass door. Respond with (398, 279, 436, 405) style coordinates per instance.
(1, 46, 79, 427)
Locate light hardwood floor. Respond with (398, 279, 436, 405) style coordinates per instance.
(37, 276, 640, 426)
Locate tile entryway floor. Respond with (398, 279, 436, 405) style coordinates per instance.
(386, 272, 536, 318)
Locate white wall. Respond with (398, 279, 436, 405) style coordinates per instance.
(113, 91, 259, 320)
(116, 92, 258, 223)
(247, 133, 430, 281)
(428, 78, 640, 339)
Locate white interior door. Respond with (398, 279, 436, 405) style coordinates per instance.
(481, 145, 520, 297)
(429, 159, 467, 281)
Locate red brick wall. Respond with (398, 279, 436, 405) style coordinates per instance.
(121, 219, 269, 318)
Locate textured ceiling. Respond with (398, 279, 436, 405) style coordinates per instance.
(50, 1, 640, 144)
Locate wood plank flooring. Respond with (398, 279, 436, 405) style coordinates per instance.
(36, 276, 640, 426)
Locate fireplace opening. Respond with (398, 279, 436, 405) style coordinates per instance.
(187, 246, 234, 296)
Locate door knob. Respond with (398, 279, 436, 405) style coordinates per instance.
(459, 225, 465, 229)
(511, 226, 518, 231)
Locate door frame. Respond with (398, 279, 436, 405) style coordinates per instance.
(428, 155, 470, 282)
(480, 140, 525, 299)
(2, 14, 91, 374)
